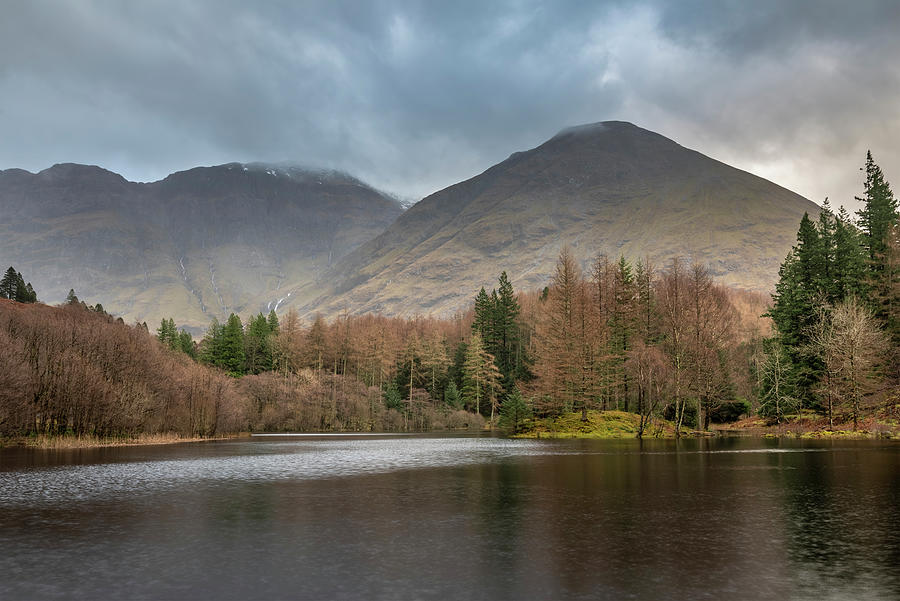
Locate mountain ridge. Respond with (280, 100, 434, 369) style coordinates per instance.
(0, 162, 404, 331)
(296, 121, 819, 317)
(2, 121, 821, 325)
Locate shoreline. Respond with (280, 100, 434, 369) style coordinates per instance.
(514, 428, 899, 440)
(4, 420, 897, 449)
(713, 413, 900, 440)
(510, 410, 900, 440)
(0, 433, 245, 450)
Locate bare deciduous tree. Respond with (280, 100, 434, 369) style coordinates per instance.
(808, 296, 888, 430)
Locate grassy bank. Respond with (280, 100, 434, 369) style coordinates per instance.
(0, 432, 243, 449)
(512, 410, 680, 439)
(511, 409, 900, 440)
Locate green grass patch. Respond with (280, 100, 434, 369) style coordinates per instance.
(513, 410, 676, 439)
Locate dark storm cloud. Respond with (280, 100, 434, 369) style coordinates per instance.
(2, 0, 899, 209)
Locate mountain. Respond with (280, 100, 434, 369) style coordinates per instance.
(0, 162, 403, 331)
(298, 121, 820, 317)
(1, 122, 822, 325)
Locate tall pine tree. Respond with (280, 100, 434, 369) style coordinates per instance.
(199, 318, 224, 367)
(0, 267, 37, 302)
(245, 313, 274, 374)
(462, 332, 502, 419)
(156, 318, 179, 350)
(0, 267, 16, 299)
(221, 313, 246, 375)
(856, 151, 898, 264)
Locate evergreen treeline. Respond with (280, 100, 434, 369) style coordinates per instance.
(763, 152, 899, 428)
(0, 266, 37, 303)
(156, 317, 198, 358)
(193, 311, 280, 374)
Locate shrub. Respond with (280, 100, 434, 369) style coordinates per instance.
(709, 399, 752, 423)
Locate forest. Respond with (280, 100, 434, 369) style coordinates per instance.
(0, 154, 897, 442)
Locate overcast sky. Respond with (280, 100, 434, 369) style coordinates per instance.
(2, 1, 899, 210)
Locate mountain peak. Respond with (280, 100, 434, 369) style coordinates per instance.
(305, 122, 819, 317)
(38, 163, 128, 184)
(552, 120, 636, 138)
(157, 162, 381, 193)
(546, 120, 678, 149)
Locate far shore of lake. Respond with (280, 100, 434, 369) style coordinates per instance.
(5, 410, 898, 450)
(511, 410, 900, 441)
(0, 432, 246, 450)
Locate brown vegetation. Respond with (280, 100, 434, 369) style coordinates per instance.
(0, 300, 484, 441)
(2, 239, 889, 443)
(0, 300, 244, 438)
(521, 251, 762, 436)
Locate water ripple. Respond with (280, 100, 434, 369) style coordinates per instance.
(0, 437, 549, 506)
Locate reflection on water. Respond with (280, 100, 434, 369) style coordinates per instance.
(1, 436, 898, 600)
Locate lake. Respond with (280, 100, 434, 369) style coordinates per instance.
(1, 435, 898, 600)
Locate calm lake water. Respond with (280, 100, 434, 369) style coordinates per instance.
(1, 435, 898, 600)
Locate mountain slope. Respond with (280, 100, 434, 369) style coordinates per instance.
(301, 121, 819, 317)
(0, 163, 403, 331)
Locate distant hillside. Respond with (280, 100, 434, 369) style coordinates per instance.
(0, 163, 403, 331)
(298, 121, 820, 317)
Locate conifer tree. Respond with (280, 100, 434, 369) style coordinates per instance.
(448, 340, 468, 390)
(490, 288, 500, 339)
(178, 330, 196, 357)
(267, 309, 280, 333)
(443, 380, 462, 409)
(875, 223, 900, 344)
(817, 199, 836, 295)
(768, 214, 829, 403)
(472, 287, 493, 341)
(856, 151, 899, 264)
(494, 271, 524, 385)
(0, 267, 16, 299)
(244, 313, 274, 374)
(610, 256, 636, 410)
(12, 272, 25, 302)
(796, 212, 824, 291)
(634, 258, 657, 344)
(199, 318, 224, 367)
(420, 331, 449, 400)
(462, 332, 502, 419)
(382, 381, 404, 412)
(768, 154, 898, 415)
(221, 313, 246, 375)
(156, 318, 180, 350)
(0, 268, 36, 302)
(855, 152, 899, 333)
(305, 314, 327, 370)
(833, 206, 868, 300)
(399, 333, 423, 406)
(498, 387, 531, 433)
(541, 246, 584, 415)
